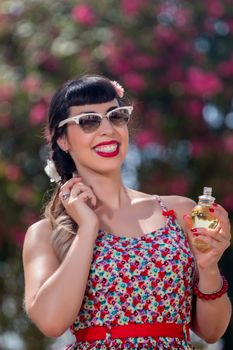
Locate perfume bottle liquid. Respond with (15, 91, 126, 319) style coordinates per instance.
(191, 187, 218, 252)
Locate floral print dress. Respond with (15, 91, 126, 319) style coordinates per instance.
(64, 196, 195, 349)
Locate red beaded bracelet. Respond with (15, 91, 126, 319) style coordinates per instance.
(193, 276, 228, 300)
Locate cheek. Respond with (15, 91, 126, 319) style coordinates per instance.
(67, 126, 90, 146)
(66, 127, 92, 155)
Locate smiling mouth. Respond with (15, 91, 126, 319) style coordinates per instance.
(94, 143, 118, 153)
(93, 142, 120, 157)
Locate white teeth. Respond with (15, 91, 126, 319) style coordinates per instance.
(95, 144, 118, 153)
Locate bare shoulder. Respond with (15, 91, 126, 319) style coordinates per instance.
(126, 188, 196, 219)
(23, 220, 59, 311)
(23, 219, 59, 294)
(160, 195, 196, 231)
(23, 218, 54, 260)
(127, 188, 195, 210)
(24, 218, 52, 245)
(161, 195, 196, 212)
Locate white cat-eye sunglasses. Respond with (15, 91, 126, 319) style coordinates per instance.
(58, 106, 133, 133)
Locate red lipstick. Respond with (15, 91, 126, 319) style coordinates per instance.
(93, 140, 119, 148)
(93, 140, 120, 158)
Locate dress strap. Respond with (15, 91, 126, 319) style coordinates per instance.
(154, 195, 177, 221)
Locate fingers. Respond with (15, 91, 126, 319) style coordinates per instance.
(183, 214, 193, 230)
(59, 177, 81, 199)
(183, 204, 231, 238)
(78, 191, 96, 207)
(209, 204, 231, 240)
(213, 203, 229, 218)
(60, 177, 82, 195)
(209, 204, 228, 223)
(191, 228, 231, 251)
(191, 226, 226, 242)
(183, 206, 231, 254)
(187, 220, 231, 252)
(71, 183, 97, 207)
(59, 177, 97, 207)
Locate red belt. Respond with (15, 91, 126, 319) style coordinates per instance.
(74, 322, 190, 343)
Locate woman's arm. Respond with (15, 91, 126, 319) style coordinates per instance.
(24, 178, 99, 338)
(191, 266, 232, 343)
(23, 219, 98, 338)
(178, 198, 232, 343)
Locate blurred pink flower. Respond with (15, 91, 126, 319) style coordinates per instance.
(37, 52, 60, 72)
(174, 8, 191, 27)
(223, 135, 233, 154)
(0, 113, 12, 127)
(4, 164, 22, 181)
(103, 40, 140, 75)
(14, 186, 34, 205)
(120, 0, 145, 16)
(0, 83, 15, 102)
(154, 25, 178, 45)
(100, 43, 131, 75)
(185, 100, 203, 119)
(190, 140, 205, 158)
(218, 56, 233, 78)
(109, 57, 131, 75)
(167, 65, 184, 81)
(21, 75, 41, 94)
(146, 174, 189, 196)
(157, 3, 191, 27)
(222, 195, 233, 212)
(227, 19, 233, 33)
(169, 178, 189, 196)
(185, 67, 223, 97)
(10, 228, 25, 247)
(134, 130, 155, 148)
(204, 0, 224, 17)
(0, 13, 7, 23)
(122, 39, 136, 54)
(29, 102, 47, 125)
(72, 4, 97, 25)
(21, 211, 38, 226)
(122, 72, 146, 93)
(132, 54, 157, 70)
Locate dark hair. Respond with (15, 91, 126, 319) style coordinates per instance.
(47, 74, 123, 182)
(44, 74, 126, 261)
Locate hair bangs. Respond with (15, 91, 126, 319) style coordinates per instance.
(65, 78, 117, 107)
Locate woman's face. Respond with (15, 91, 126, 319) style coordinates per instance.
(58, 99, 129, 175)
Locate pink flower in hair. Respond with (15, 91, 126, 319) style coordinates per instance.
(110, 80, 125, 98)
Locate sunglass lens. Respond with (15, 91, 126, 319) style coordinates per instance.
(109, 109, 130, 126)
(79, 114, 101, 132)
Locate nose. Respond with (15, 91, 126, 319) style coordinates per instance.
(98, 116, 114, 135)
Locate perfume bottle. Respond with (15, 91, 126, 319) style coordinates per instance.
(191, 187, 218, 252)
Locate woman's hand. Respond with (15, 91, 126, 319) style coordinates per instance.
(59, 177, 99, 233)
(183, 204, 231, 270)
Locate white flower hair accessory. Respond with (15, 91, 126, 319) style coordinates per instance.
(110, 80, 124, 98)
(44, 159, 61, 183)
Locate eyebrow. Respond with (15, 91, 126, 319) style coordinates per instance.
(75, 106, 119, 115)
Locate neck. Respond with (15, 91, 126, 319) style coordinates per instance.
(77, 169, 129, 210)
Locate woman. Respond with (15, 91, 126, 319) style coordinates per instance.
(23, 74, 232, 349)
